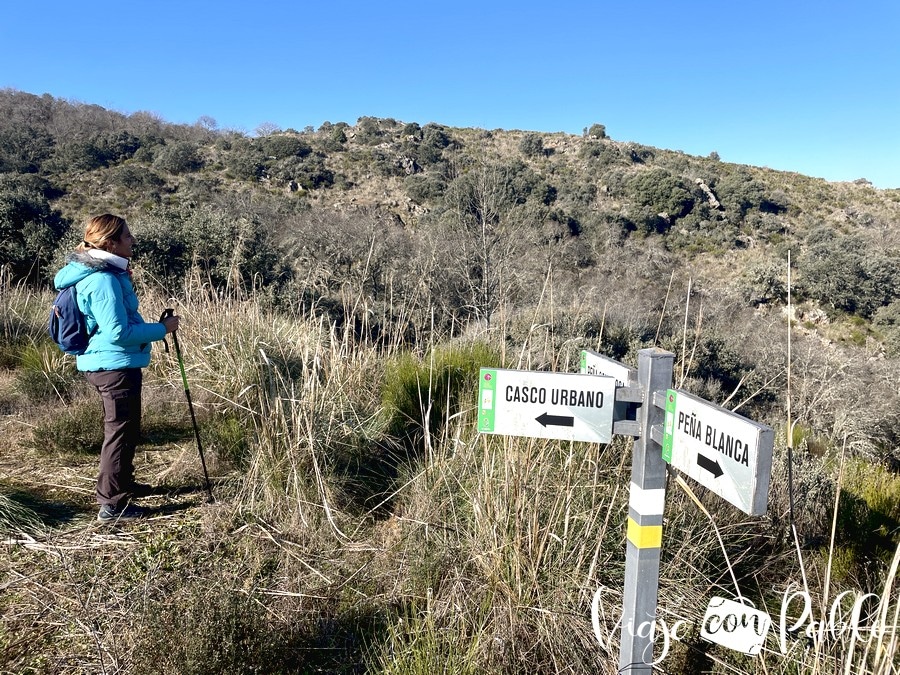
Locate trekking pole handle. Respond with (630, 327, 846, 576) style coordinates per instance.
(159, 308, 176, 353)
(160, 307, 176, 327)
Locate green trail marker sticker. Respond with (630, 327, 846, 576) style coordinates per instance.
(662, 389, 677, 462)
(478, 368, 498, 433)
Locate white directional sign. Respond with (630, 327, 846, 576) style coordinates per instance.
(580, 349, 637, 386)
(478, 368, 616, 443)
(581, 350, 638, 430)
(662, 389, 774, 516)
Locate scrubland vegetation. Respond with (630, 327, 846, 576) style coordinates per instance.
(1, 89, 898, 673)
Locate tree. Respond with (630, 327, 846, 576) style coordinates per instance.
(254, 122, 281, 137)
(196, 115, 218, 131)
(586, 123, 607, 139)
(433, 161, 535, 325)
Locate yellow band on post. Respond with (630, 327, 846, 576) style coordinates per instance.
(627, 517, 662, 549)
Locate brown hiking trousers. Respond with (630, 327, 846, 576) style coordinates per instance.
(83, 368, 142, 508)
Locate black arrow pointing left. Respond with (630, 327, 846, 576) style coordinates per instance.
(536, 412, 575, 428)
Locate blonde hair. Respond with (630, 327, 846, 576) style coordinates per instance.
(76, 214, 127, 252)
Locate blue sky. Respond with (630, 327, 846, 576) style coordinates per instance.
(2, 0, 898, 188)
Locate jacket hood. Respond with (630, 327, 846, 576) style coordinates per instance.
(53, 252, 117, 290)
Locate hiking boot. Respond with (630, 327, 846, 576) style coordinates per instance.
(97, 503, 149, 523)
(128, 482, 155, 498)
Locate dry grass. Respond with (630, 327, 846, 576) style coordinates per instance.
(1, 269, 898, 674)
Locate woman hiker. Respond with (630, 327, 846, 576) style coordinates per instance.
(53, 214, 180, 523)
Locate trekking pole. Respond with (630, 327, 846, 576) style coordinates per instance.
(161, 308, 214, 503)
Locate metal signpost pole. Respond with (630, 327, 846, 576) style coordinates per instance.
(618, 348, 674, 672)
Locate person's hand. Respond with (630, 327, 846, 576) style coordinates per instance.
(162, 315, 180, 334)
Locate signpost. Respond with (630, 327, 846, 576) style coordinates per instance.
(476, 348, 776, 672)
(662, 389, 774, 516)
(478, 368, 616, 444)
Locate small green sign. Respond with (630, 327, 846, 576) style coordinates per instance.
(662, 389, 677, 462)
(478, 368, 498, 432)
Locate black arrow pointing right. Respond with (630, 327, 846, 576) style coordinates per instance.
(536, 412, 575, 428)
(697, 453, 724, 478)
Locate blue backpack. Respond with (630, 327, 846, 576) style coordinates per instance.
(48, 283, 98, 355)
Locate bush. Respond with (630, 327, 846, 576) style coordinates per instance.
(798, 233, 900, 317)
(586, 123, 607, 139)
(519, 133, 545, 157)
(322, 126, 348, 152)
(742, 260, 788, 306)
(133, 203, 292, 294)
(153, 140, 204, 174)
(873, 300, 900, 356)
(225, 139, 265, 180)
(355, 116, 384, 145)
(110, 165, 166, 191)
(0, 173, 70, 284)
(261, 134, 311, 160)
(417, 124, 452, 165)
(0, 125, 54, 172)
(30, 398, 103, 455)
(292, 156, 335, 189)
(381, 341, 500, 452)
(404, 174, 446, 203)
(14, 343, 82, 403)
(627, 168, 695, 222)
(131, 584, 295, 675)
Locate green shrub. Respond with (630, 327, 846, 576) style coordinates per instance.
(741, 260, 788, 306)
(381, 341, 500, 451)
(110, 164, 166, 191)
(417, 124, 452, 165)
(202, 411, 249, 469)
(29, 398, 103, 455)
(153, 140, 204, 174)
(133, 203, 293, 294)
(0, 173, 70, 285)
(261, 134, 311, 160)
(519, 132, 545, 157)
(586, 123, 607, 139)
(131, 584, 293, 675)
(225, 139, 265, 180)
(627, 168, 695, 222)
(14, 343, 82, 402)
(798, 233, 900, 318)
(403, 174, 446, 203)
(873, 300, 900, 356)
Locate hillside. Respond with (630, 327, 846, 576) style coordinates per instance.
(1, 89, 899, 673)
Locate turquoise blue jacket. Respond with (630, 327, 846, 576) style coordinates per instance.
(53, 253, 167, 371)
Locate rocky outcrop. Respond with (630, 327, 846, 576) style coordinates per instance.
(695, 178, 722, 209)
